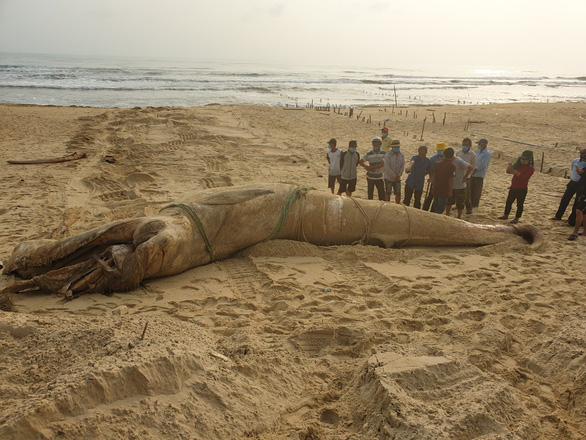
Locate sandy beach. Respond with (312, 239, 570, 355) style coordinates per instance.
(0, 102, 585, 439)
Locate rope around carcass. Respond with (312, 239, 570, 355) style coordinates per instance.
(396, 203, 413, 248)
(265, 186, 310, 242)
(166, 203, 216, 261)
(349, 198, 385, 246)
(167, 186, 310, 260)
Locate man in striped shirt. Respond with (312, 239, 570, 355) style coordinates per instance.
(359, 137, 386, 200)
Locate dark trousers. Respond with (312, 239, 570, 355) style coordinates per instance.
(422, 184, 434, 211)
(403, 184, 423, 209)
(464, 184, 472, 212)
(367, 179, 385, 200)
(434, 196, 448, 214)
(469, 176, 484, 207)
(555, 179, 579, 220)
(504, 187, 528, 218)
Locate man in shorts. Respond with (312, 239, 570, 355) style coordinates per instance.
(326, 138, 342, 194)
(383, 140, 404, 203)
(359, 137, 386, 200)
(446, 150, 474, 219)
(338, 140, 360, 197)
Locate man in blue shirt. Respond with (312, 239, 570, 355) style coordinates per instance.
(552, 148, 586, 223)
(469, 138, 492, 208)
(403, 146, 431, 209)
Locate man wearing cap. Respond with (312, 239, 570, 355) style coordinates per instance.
(403, 146, 431, 209)
(383, 140, 405, 203)
(326, 138, 342, 194)
(359, 137, 386, 200)
(338, 140, 361, 197)
(381, 126, 392, 152)
(422, 142, 447, 211)
(457, 138, 477, 214)
(469, 138, 492, 208)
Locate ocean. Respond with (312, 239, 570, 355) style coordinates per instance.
(1, 53, 585, 108)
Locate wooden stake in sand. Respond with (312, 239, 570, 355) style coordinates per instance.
(420, 117, 427, 141)
(7, 152, 87, 165)
(393, 85, 398, 109)
(140, 322, 148, 341)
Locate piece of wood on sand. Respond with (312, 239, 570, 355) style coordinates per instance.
(7, 152, 87, 165)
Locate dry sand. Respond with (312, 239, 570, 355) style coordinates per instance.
(0, 102, 585, 439)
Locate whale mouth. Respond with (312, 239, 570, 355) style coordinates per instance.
(513, 224, 544, 249)
(0, 245, 139, 298)
(1, 217, 162, 298)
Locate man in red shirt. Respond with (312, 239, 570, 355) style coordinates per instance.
(431, 147, 456, 214)
(497, 150, 535, 224)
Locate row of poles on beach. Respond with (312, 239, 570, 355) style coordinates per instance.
(282, 90, 579, 177)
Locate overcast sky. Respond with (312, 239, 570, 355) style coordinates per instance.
(1, 0, 584, 74)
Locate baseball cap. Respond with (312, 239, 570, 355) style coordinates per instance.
(381, 127, 389, 132)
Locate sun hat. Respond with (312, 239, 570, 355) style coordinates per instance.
(436, 142, 447, 151)
(372, 137, 382, 142)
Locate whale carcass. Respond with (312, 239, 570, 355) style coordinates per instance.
(1, 184, 542, 297)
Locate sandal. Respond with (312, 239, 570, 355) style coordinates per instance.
(550, 217, 562, 221)
(497, 216, 508, 220)
(568, 234, 579, 241)
(509, 219, 518, 224)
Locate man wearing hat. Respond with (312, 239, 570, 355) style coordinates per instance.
(359, 137, 387, 200)
(383, 139, 405, 203)
(469, 138, 492, 208)
(338, 140, 361, 197)
(326, 138, 342, 194)
(422, 142, 447, 211)
(381, 126, 392, 152)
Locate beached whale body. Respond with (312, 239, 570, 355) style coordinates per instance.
(1, 184, 542, 297)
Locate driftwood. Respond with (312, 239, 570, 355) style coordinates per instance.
(7, 152, 87, 165)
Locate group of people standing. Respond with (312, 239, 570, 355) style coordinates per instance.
(325, 127, 499, 219)
(325, 127, 586, 240)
